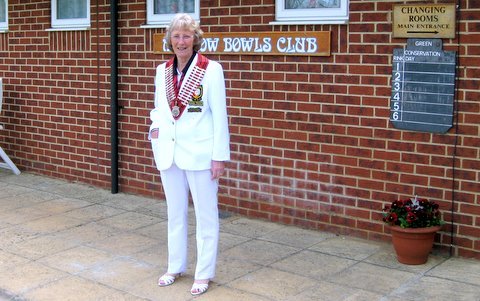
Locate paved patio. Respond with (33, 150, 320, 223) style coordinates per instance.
(0, 169, 479, 301)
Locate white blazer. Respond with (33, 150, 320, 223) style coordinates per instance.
(149, 54, 230, 171)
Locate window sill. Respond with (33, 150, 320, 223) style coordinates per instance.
(46, 26, 90, 32)
(141, 24, 169, 29)
(270, 20, 348, 25)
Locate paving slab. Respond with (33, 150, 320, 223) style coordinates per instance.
(0, 170, 479, 301)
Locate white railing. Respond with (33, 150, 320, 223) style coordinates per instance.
(0, 78, 21, 175)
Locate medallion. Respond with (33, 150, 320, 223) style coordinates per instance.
(172, 106, 180, 118)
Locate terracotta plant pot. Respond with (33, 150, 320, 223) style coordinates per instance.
(389, 225, 442, 265)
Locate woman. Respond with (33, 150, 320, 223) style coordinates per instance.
(148, 13, 230, 296)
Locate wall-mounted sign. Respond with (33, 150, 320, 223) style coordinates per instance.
(390, 39, 456, 134)
(393, 4, 456, 38)
(154, 31, 331, 56)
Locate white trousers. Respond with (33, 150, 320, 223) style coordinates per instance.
(160, 164, 219, 280)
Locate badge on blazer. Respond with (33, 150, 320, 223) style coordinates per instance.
(193, 85, 203, 100)
(189, 85, 204, 106)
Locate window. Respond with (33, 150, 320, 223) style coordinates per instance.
(0, 0, 7, 32)
(146, 0, 199, 26)
(51, 0, 90, 30)
(273, 0, 349, 24)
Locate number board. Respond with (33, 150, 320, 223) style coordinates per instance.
(390, 39, 456, 133)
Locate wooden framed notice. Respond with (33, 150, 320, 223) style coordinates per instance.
(154, 31, 331, 56)
(393, 4, 456, 38)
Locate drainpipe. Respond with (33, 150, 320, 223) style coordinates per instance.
(110, 1, 119, 193)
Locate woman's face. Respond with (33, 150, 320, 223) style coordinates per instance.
(170, 28, 194, 62)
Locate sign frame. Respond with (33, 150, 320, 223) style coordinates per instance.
(154, 31, 331, 56)
(393, 4, 456, 39)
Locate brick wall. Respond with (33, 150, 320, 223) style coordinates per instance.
(0, 0, 478, 258)
(0, 0, 112, 183)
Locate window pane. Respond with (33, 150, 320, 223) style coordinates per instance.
(57, 0, 87, 19)
(0, 0, 5, 22)
(154, 0, 194, 14)
(285, 0, 340, 9)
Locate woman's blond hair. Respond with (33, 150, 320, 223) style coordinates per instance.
(165, 13, 204, 52)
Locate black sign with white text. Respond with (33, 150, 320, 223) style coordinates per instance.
(390, 39, 456, 133)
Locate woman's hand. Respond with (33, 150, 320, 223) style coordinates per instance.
(211, 160, 225, 180)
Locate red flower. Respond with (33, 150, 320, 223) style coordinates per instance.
(391, 200, 403, 209)
(406, 212, 417, 222)
(419, 198, 429, 207)
(386, 212, 398, 223)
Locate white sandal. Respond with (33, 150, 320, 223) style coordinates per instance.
(158, 273, 179, 287)
(190, 282, 209, 296)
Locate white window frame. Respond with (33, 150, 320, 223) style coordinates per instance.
(272, 0, 349, 25)
(0, 0, 8, 32)
(145, 0, 199, 27)
(50, 0, 90, 31)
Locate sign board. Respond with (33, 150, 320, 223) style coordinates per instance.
(154, 31, 331, 56)
(390, 39, 456, 134)
(393, 4, 456, 38)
